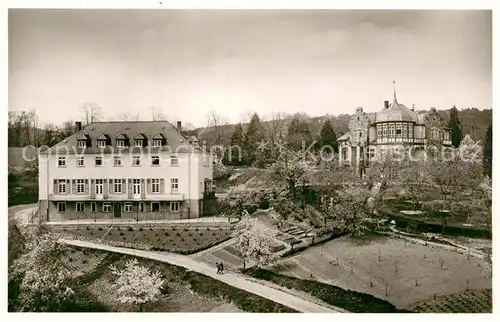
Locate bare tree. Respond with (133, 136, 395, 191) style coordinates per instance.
(206, 110, 228, 147)
(80, 102, 103, 125)
(263, 111, 288, 158)
(151, 106, 167, 121)
(116, 112, 141, 121)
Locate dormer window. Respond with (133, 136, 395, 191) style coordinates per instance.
(153, 139, 162, 147)
(117, 140, 125, 148)
(134, 140, 143, 147)
(77, 134, 91, 148)
(97, 140, 106, 148)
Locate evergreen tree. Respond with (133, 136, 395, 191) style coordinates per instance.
(447, 106, 463, 148)
(228, 123, 244, 165)
(243, 113, 264, 166)
(230, 123, 244, 146)
(287, 117, 313, 151)
(318, 119, 338, 154)
(483, 124, 492, 178)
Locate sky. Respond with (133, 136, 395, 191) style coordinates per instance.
(9, 9, 492, 127)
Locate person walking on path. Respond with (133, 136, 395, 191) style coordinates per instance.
(216, 262, 220, 274)
(220, 262, 224, 274)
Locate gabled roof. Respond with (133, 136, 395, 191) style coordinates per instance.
(152, 133, 165, 140)
(337, 133, 350, 141)
(42, 121, 203, 154)
(115, 133, 129, 140)
(134, 133, 147, 140)
(96, 133, 110, 140)
(77, 134, 90, 141)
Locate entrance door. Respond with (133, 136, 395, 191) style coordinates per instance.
(114, 202, 122, 218)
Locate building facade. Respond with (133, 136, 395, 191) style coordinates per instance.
(38, 121, 213, 222)
(338, 87, 452, 172)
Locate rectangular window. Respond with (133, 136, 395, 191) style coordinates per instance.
(133, 179, 141, 194)
(78, 140, 86, 148)
(171, 178, 179, 193)
(117, 140, 125, 148)
(76, 202, 85, 212)
(58, 157, 66, 167)
(139, 202, 145, 212)
(91, 202, 96, 212)
(151, 202, 160, 212)
(76, 179, 85, 194)
(98, 140, 106, 148)
(132, 156, 141, 166)
(95, 157, 102, 166)
(170, 155, 178, 166)
(76, 157, 84, 166)
(58, 179, 67, 194)
(170, 202, 180, 212)
(114, 179, 122, 193)
(134, 140, 143, 147)
(152, 179, 160, 193)
(124, 203, 133, 212)
(153, 139, 162, 147)
(95, 179, 103, 194)
(102, 202, 112, 212)
(57, 202, 66, 212)
(113, 156, 122, 167)
(396, 123, 402, 137)
(151, 156, 160, 166)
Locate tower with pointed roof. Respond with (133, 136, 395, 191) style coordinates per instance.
(337, 82, 453, 172)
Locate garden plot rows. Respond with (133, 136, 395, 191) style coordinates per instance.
(53, 226, 233, 254)
(411, 289, 492, 313)
(271, 234, 492, 309)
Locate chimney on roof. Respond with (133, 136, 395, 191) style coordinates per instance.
(411, 104, 415, 111)
(176, 121, 182, 132)
(384, 101, 389, 109)
(75, 121, 82, 132)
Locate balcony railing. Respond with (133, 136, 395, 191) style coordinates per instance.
(48, 193, 184, 201)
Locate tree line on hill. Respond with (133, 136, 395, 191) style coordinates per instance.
(7, 104, 492, 178)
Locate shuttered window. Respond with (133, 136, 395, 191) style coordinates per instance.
(152, 179, 160, 193)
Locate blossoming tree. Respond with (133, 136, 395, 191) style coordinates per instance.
(232, 215, 278, 270)
(109, 259, 164, 312)
(10, 230, 75, 311)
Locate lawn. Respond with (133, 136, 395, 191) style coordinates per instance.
(72, 248, 296, 312)
(52, 226, 234, 254)
(269, 234, 492, 310)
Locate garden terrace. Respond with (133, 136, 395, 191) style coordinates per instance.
(51, 225, 235, 255)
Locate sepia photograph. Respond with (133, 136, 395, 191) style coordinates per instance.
(6, 6, 493, 314)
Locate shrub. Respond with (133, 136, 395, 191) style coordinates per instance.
(259, 198, 270, 210)
(176, 232, 181, 237)
(82, 259, 88, 264)
(98, 227, 103, 231)
(117, 227, 121, 231)
(128, 227, 133, 232)
(86, 226, 90, 230)
(139, 227, 143, 231)
(164, 232, 169, 236)
(119, 232, 124, 236)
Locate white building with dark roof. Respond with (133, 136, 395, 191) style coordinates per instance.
(338, 83, 453, 172)
(38, 121, 213, 222)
